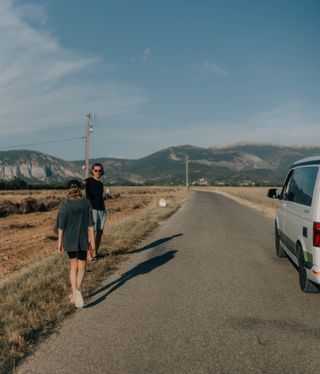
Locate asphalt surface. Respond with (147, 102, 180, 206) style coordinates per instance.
(18, 191, 320, 374)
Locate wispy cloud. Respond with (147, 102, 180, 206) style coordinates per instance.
(190, 60, 229, 80)
(130, 48, 151, 63)
(202, 60, 229, 76)
(114, 102, 320, 155)
(15, 2, 49, 25)
(0, 0, 147, 134)
(241, 102, 320, 144)
(142, 48, 151, 62)
(184, 102, 320, 147)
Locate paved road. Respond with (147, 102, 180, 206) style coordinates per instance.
(18, 192, 320, 373)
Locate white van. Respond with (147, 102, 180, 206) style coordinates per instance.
(268, 156, 320, 293)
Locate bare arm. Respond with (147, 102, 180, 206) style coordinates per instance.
(57, 229, 64, 254)
(88, 227, 96, 255)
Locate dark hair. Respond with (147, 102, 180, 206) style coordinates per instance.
(91, 163, 104, 176)
(67, 179, 82, 189)
(66, 179, 83, 199)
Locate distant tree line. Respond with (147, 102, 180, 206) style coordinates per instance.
(0, 178, 66, 190)
(0, 178, 153, 190)
(0, 177, 282, 190)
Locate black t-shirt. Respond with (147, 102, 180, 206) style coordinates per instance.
(85, 177, 105, 210)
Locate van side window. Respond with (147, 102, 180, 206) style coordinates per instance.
(280, 170, 293, 200)
(284, 167, 318, 206)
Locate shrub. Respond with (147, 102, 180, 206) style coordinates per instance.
(0, 200, 20, 217)
(20, 198, 47, 214)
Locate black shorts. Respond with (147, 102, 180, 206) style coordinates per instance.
(67, 250, 87, 261)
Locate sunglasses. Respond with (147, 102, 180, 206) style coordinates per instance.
(93, 169, 102, 173)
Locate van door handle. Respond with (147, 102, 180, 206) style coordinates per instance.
(304, 209, 310, 213)
(282, 203, 287, 207)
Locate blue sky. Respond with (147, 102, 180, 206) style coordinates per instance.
(0, 0, 319, 160)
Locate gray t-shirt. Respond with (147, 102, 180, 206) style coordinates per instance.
(55, 198, 94, 252)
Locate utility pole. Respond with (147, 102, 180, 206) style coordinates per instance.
(84, 113, 94, 177)
(185, 155, 189, 191)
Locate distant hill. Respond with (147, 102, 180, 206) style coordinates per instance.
(0, 150, 82, 182)
(1, 143, 320, 185)
(89, 143, 320, 186)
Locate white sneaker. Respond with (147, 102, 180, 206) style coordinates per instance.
(75, 290, 84, 308)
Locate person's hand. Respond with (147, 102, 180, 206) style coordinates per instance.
(89, 244, 96, 258)
(58, 242, 64, 255)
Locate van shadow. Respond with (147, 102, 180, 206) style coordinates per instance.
(85, 250, 178, 308)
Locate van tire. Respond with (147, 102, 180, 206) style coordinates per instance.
(275, 222, 285, 258)
(297, 244, 319, 293)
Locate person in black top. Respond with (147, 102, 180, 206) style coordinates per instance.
(84, 163, 107, 261)
(56, 179, 95, 308)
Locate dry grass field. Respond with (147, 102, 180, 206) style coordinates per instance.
(0, 187, 182, 278)
(193, 186, 279, 218)
(0, 186, 188, 372)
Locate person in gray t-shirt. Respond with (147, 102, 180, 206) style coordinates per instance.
(55, 179, 95, 308)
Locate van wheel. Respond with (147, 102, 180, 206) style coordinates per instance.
(297, 244, 319, 293)
(275, 222, 285, 258)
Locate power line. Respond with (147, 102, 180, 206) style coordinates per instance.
(0, 136, 85, 150)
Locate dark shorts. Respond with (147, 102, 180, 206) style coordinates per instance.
(67, 250, 87, 261)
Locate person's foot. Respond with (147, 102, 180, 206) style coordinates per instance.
(75, 290, 84, 308)
(69, 293, 76, 304)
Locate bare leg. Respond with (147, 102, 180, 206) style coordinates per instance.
(70, 259, 78, 303)
(76, 260, 86, 290)
(95, 229, 103, 256)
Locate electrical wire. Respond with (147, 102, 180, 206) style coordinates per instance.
(0, 136, 85, 150)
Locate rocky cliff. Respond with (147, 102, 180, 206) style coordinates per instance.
(0, 150, 82, 182)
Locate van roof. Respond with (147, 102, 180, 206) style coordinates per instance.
(292, 155, 320, 168)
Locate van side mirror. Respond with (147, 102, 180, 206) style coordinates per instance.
(267, 188, 279, 199)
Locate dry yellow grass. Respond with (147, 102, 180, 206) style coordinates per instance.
(0, 187, 180, 278)
(0, 189, 66, 204)
(0, 187, 188, 373)
(193, 186, 279, 218)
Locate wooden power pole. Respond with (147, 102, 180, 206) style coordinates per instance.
(84, 113, 93, 177)
(185, 155, 189, 191)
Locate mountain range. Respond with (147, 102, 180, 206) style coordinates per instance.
(1, 143, 320, 186)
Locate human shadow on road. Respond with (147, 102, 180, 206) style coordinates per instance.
(130, 233, 183, 254)
(85, 250, 178, 308)
(106, 234, 183, 258)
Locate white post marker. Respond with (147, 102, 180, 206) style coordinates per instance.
(159, 198, 167, 208)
